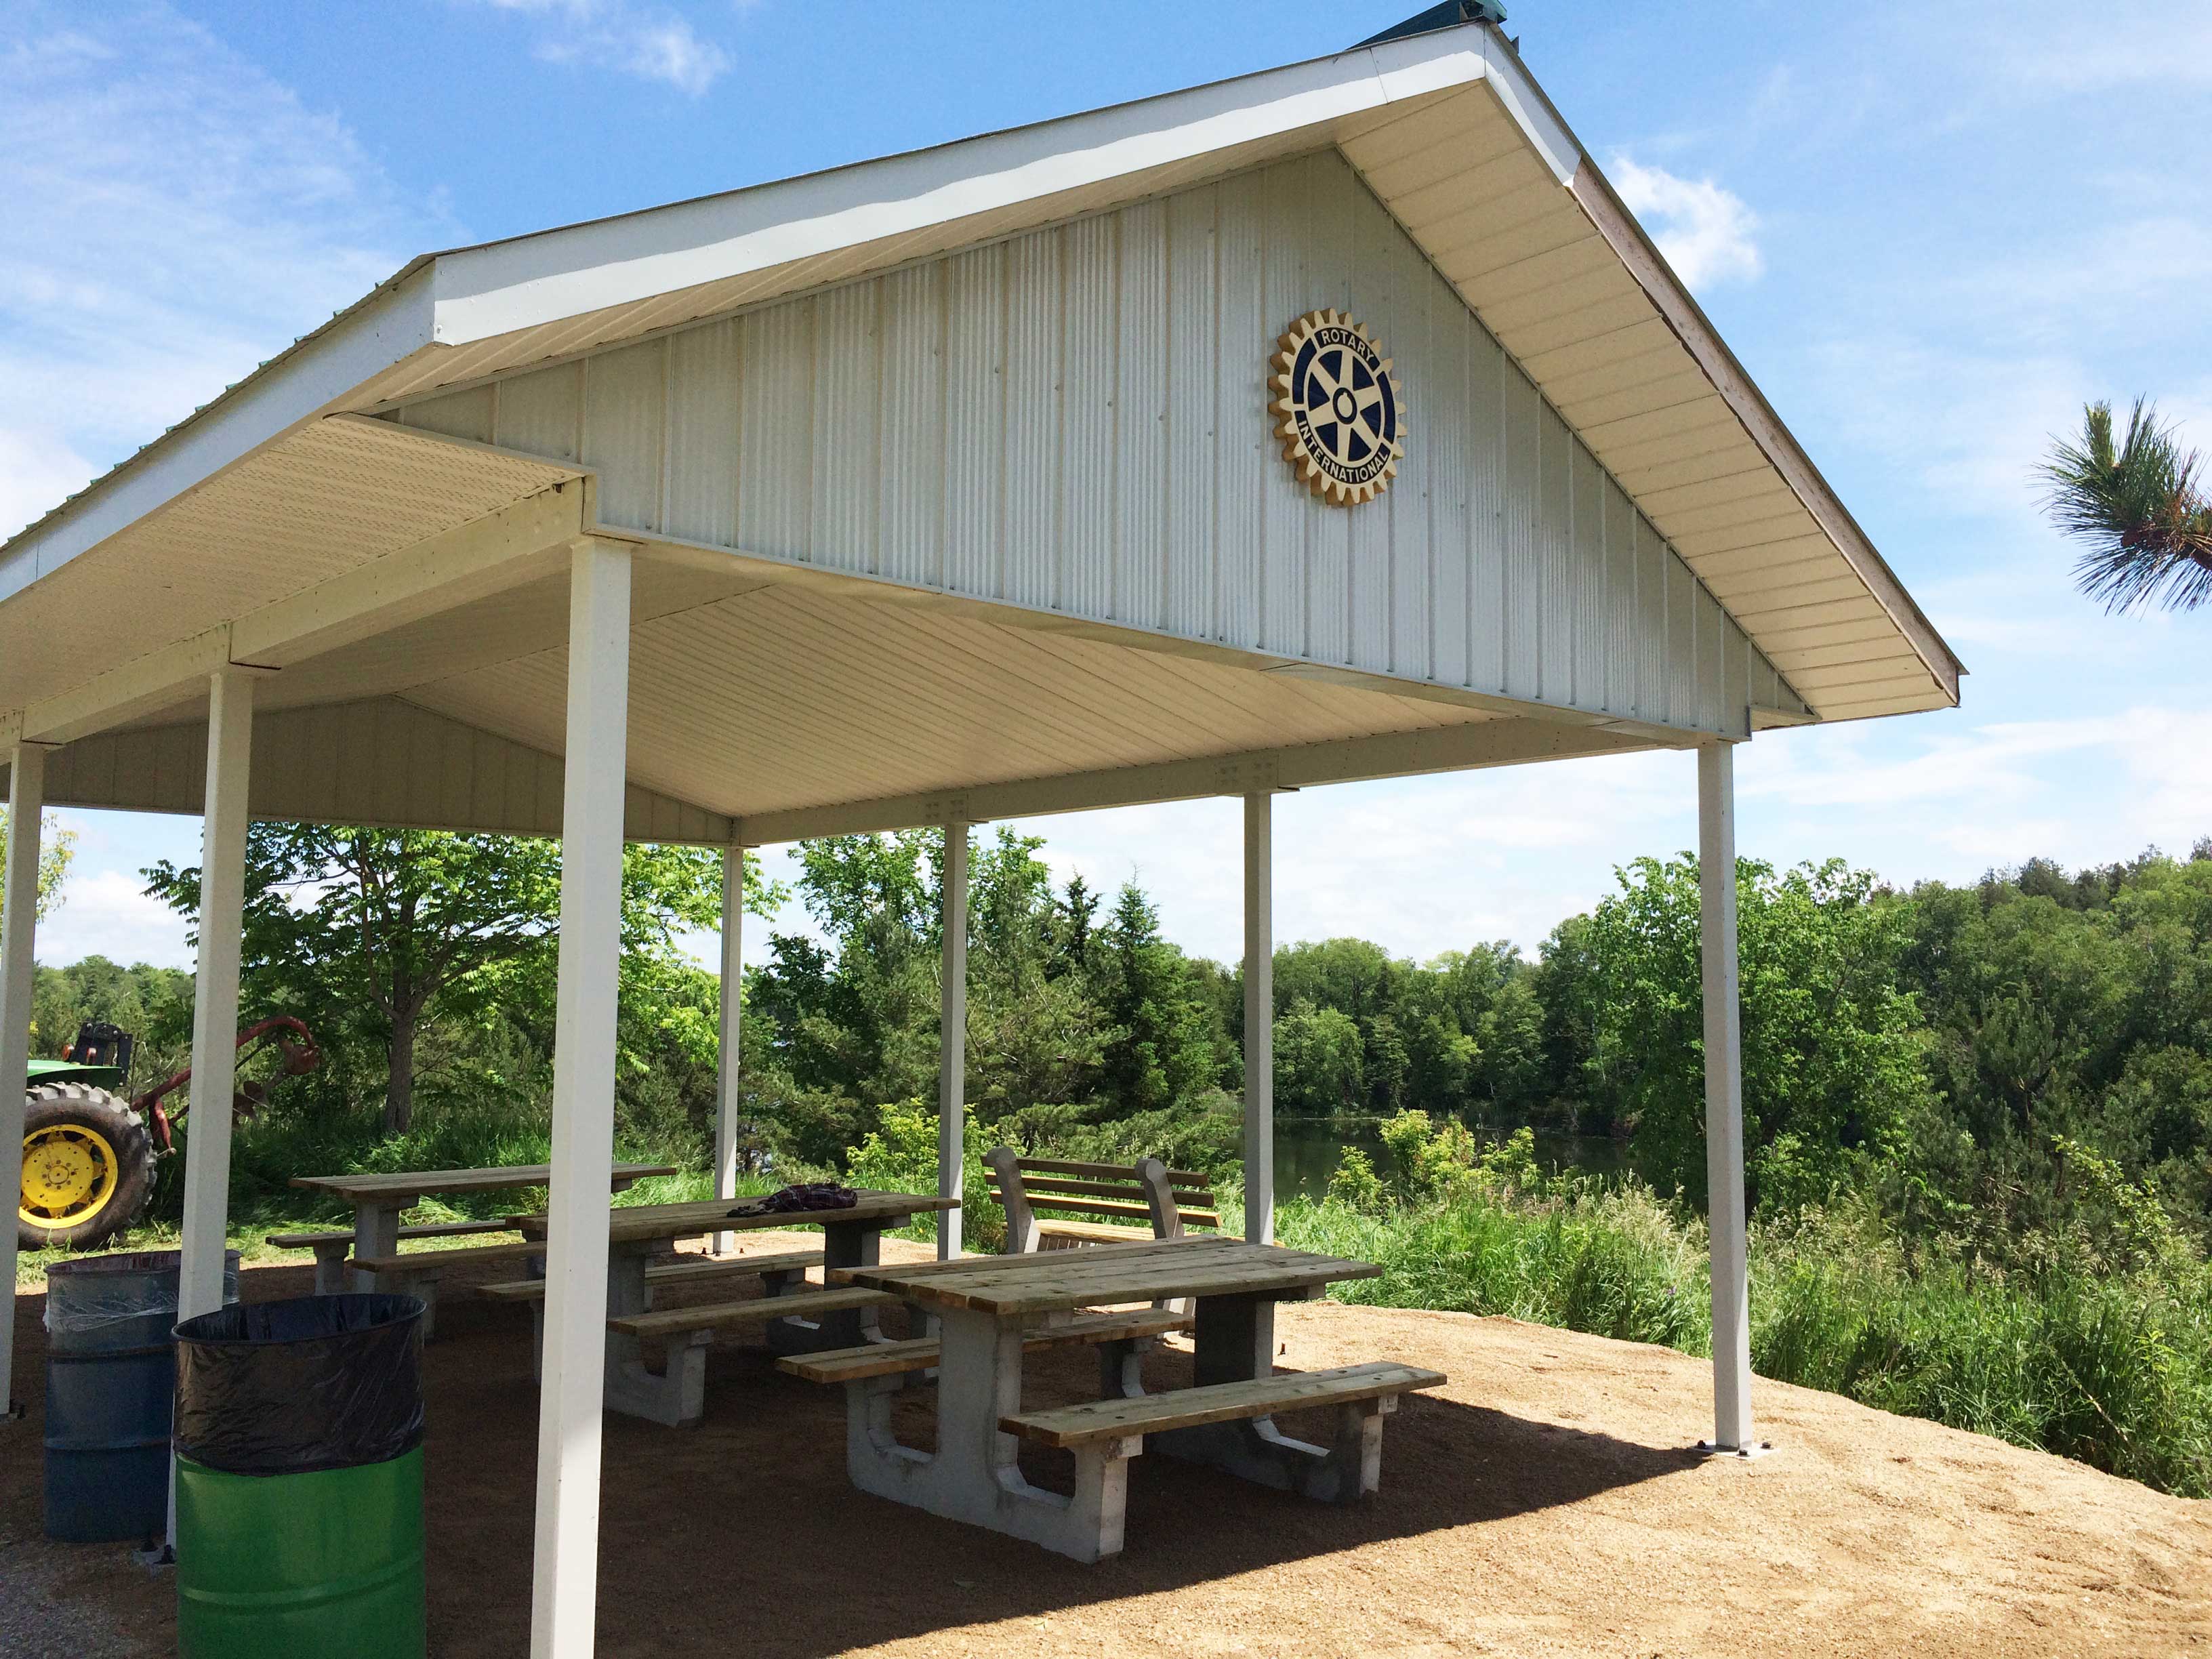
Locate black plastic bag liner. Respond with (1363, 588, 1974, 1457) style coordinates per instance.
(173, 1294, 425, 1477)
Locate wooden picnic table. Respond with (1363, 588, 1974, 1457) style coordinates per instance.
(291, 1162, 676, 1294)
(830, 1235, 1385, 1559)
(508, 1190, 958, 1425)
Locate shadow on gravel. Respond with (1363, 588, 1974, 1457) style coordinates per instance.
(5, 1258, 1705, 1659)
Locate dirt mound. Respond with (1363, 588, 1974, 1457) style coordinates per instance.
(4, 1244, 2206, 1657)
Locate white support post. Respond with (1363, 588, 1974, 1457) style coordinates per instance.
(531, 538, 632, 1659)
(937, 822, 968, 1261)
(178, 670, 255, 1324)
(1243, 792, 1274, 1246)
(1699, 743, 1755, 1454)
(712, 844, 744, 1257)
(0, 741, 50, 1420)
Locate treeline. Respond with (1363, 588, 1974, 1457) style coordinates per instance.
(29, 826, 2212, 1269)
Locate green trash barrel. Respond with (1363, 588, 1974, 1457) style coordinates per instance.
(172, 1294, 428, 1659)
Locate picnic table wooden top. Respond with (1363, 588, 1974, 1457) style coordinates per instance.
(290, 1162, 676, 1202)
(506, 1190, 958, 1246)
(835, 1234, 1380, 1317)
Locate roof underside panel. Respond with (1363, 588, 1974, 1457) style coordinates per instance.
(1332, 87, 1951, 721)
(0, 419, 579, 715)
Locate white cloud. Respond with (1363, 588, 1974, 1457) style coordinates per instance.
(1950, 1, 2212, 94)
(35, 867, 191, 970)
(1609, 155, 1763, 290)
(1744, 705, 2212, 864)
(474, 0, 733, 95)
(0, 2, 434, 540)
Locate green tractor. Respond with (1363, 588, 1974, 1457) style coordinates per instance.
(20, 1017, 320, 1251)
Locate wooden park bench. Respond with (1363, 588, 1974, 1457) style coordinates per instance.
(269, 1218, 512, 1295)
(1001, 1360, 1446, 1521)
(483, 1249, 824, 1376)
(984, 1150, 1219, 1252)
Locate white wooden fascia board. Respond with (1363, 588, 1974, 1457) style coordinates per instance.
(18, 471, 588, 745)
(234, 466, 589, 667)
(0, 272, 440, 607)
(424, 32, 1502, 347)
(1462, 33, 1579, 184)
(735, 718, 1666, 844)
(21, 628, 245, 746)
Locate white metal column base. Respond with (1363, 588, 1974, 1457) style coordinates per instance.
(842, 1307, 1135, 1563)
(1698, 1437, 1776, 1460)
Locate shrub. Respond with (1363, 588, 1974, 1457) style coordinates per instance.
(1327, 1147, 1385, 1212)
(844, 1099, 1004, 1250)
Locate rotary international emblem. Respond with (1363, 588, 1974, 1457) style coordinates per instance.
(1270, 309, 1406, 506)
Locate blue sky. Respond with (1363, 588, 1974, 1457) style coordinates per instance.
(5, 0, 2211, 974)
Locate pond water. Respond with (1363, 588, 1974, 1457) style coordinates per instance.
(1272, 1115, 1632, 1203)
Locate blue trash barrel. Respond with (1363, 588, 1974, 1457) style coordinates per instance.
(43, 1248, 238, 1542)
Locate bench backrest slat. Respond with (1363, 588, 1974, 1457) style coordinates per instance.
(1015, 1155, 1212, 1187)
(985, 1147, 1216, 1263)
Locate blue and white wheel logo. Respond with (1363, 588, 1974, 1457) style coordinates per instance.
(1271, 309, 1406, 506)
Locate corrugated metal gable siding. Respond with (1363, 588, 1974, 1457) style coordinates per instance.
(580, 342, 665, 532)
(665, 324, 740, 546)
(1063, 214, 1117, 618)
(813, 281, 880, 573)
(876, 263, 945, 588)
(395, 150, 1792, 738)
(31, 697, 730, 842)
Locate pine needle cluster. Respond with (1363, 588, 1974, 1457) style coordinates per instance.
(2041, 398, 2212, 613)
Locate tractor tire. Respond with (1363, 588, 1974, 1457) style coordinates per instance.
(18, 1082, 157, 1252)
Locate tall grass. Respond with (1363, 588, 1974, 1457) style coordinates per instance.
(1272, 1185, 2212, 1498)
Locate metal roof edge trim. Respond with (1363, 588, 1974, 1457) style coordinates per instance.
(0, 26, 1511, 608)
(422, 29, 1504, 346)
(0, 269, 442, 605)
(1561, 158, 1963, 705)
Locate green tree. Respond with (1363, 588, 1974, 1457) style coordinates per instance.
(146, 826, 774, 1135)
(1578, 854, 1933, 1213)
(1097, 881, 1221, 1114)
(1274, 1000, 1365, 1114)
(2041, 398, 2212, 613)
(0, 808, 76, 925)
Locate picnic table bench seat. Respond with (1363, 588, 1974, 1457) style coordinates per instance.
(348, 1238, 549, 1339)
(777, 1307, 1193, 1389)
(482, 1248, 824, 1303)
(484, 1249, 825, 1379)
(1002, 1360, 1446, 1510)
(268, 1218, 510, 1253)
(611, 1285, 896, 1349)
(594, 1286, 899, 1427)
(268, 1220, 514, 1299)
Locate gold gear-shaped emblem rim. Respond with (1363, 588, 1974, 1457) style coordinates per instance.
(1269, 309, 1407, 507)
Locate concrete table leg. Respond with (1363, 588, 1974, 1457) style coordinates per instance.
(1152, 1290, 1369, 1500)
(600, 1247, 706, 1427)
(842, 1305, 1136, 1561)
(349, 1201, 403, 1294)
(770, 1218, 887, 1353)
(310, 1240, 350, 1296)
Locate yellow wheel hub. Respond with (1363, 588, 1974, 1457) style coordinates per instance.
(21, 1124, 119, 1229)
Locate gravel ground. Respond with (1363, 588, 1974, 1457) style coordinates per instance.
(0, 1534, 157, 1658)
(7, 1240, 2210, 1658)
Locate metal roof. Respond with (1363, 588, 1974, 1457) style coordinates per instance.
(0, 18, 1959, 838)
